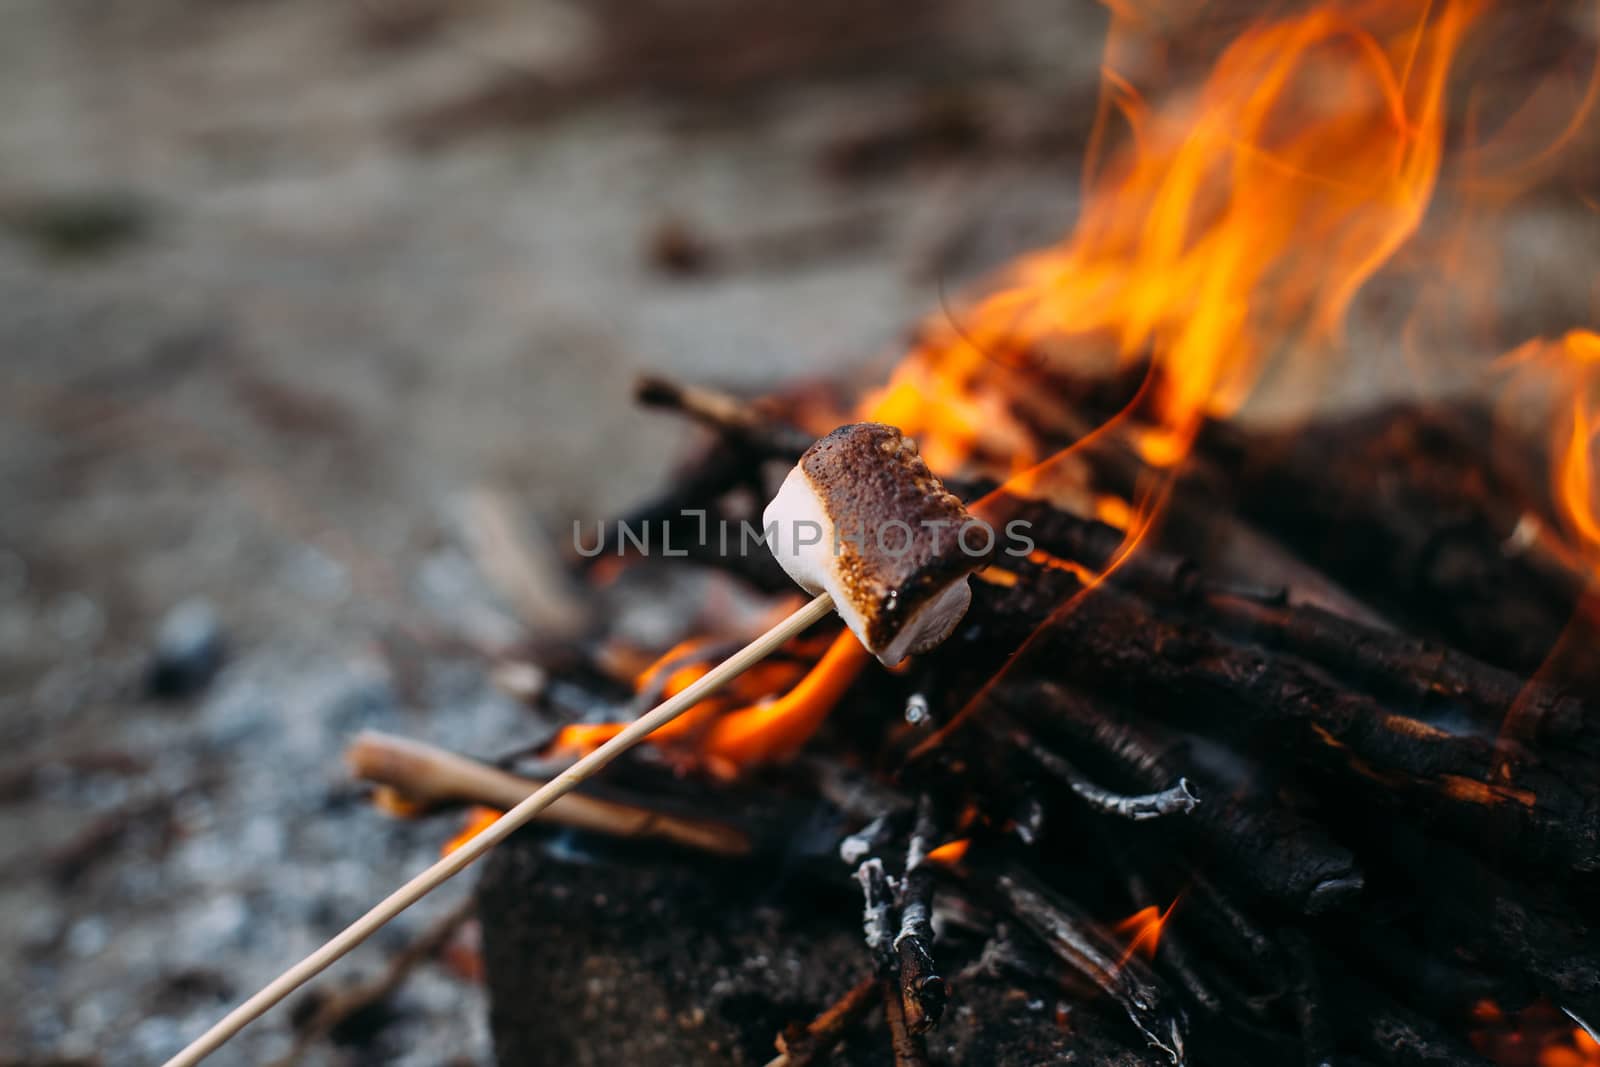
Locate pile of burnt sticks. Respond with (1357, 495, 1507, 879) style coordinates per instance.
(461, 371, 1600, 1066)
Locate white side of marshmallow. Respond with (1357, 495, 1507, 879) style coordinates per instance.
(763, 467, 876, 657)
(763, 466, 974, 667)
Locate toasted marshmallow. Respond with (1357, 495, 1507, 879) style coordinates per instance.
(764, 423, 990, 666)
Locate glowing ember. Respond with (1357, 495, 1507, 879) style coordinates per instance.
(1471, 999, 1600, 1067)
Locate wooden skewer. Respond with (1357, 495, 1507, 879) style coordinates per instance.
(162, 592, 836, 1067)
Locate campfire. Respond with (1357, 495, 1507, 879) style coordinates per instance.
(165, 1, 1599, 1065)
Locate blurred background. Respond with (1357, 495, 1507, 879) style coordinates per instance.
(0, 1, 1594, 1064)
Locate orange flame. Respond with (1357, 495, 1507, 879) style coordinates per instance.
(1554, 331, 1600, 572)
(880, 0, 1518, 764)
(1113, 897, 1178, 969)
(1500, 329, 1600, 579)
(700, 632, 870, 769)
(871, 0, 1481, 481)
(561, 0, 1590, 778)
(442, 806, 503, 857)
(545, 630, 867, 774)
(924, 838, 971, 866)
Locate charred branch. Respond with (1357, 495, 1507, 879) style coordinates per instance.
(1372, 827, 1600, 1027)
(988, 684, 1363, 914)
(895, 797, 947, 1034)
(1196, 403, 1593, 685)
(986, 863, 1187, 1064)
(1198, 589, 1588, 750)
(1009, 726, 1198, 821)
(855, 857, 930, 1066)
(1006, 578, 1600, 873)
(881, 976, 931, 1067)
(1328, 970, 1496, 1067)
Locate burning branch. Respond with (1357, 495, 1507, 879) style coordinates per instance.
(988, 864, 1187, 1065)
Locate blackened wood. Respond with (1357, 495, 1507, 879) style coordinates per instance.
(980, 494, 1199, 600)
(855, 858, 931, 1066)
(985, 863, 1187, 1064)
(1324, 965, 1495, 1067)
(1197, 404, 1588, 682)
(1371, 827, 1600, 1028)
(1011, 581, 1600, 873)
(1361, 1005, 1494, 1067)
(895, 797, 947, 1034)
(990, 684, 1363, 914)
(1280, 932, 1335, 1067)
(968, 495, 1591, 749)
(1337, 920, 1524, 1022)
(1199, 590, 1588, 749)
(1183, 872, 1283, 978)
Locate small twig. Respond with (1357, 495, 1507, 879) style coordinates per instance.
(854, 858, 897, 969)
(856, 856, 929, 1066)
(264, 895, 476, 1067)
(839, 814, 898, 867)
(894, 797, 947, 1034)
(881, 975, 931, 1067)
(1014, 729, 1199, 821)
(766, 975, 879, 1067)
(634, 375, 812, 458)
(345, 731, 752, 856)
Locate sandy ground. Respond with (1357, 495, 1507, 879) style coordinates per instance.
(0, 2, 1104, 1063)
(0, 1, 1594, 1064)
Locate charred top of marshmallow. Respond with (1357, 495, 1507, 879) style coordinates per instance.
(797, 423, 988, 652)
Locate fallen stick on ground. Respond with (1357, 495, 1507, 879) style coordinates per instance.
(161, 592, 835, 1067)
(345, 730, 752, 856)
(262, 894, 477, 1067)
